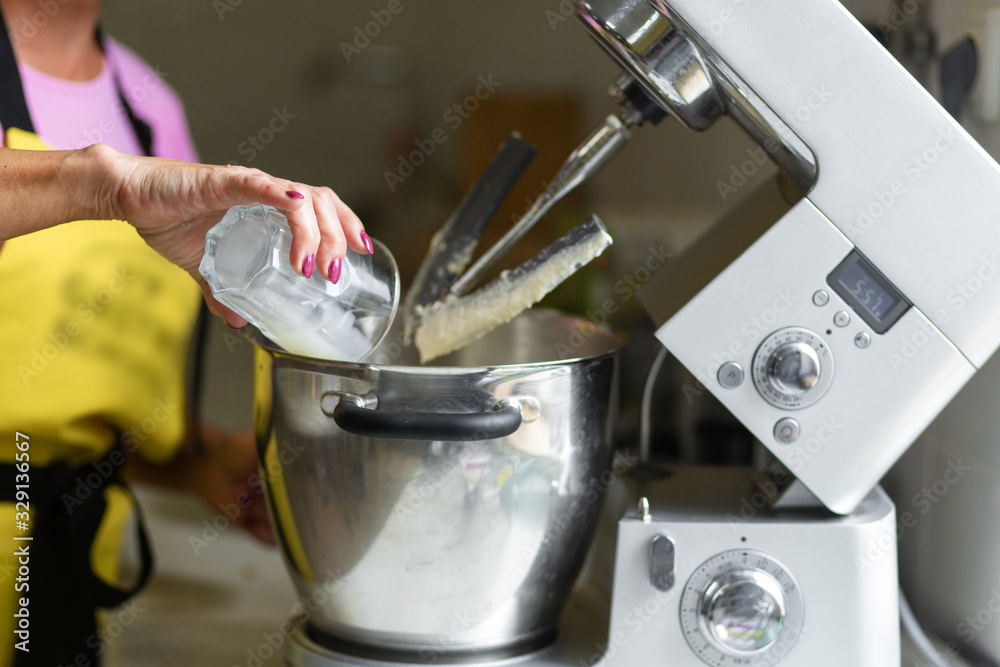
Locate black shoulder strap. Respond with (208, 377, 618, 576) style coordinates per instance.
(0, 9, 36, 133)
(0, 11, 154, 157)
(94, 26, 154, 157)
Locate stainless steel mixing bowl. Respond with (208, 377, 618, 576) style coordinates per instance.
(248, 309, 624, 660)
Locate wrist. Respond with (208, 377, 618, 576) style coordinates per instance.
(73, 143, 128, 221)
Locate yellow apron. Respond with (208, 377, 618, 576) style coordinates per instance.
(0, 128, 201, 665)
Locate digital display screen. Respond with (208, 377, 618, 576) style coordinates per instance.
(827, 251, 911, 334)
(837, 262, 898, 321)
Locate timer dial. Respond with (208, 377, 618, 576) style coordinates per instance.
(752, 328, 833, 410)
(680, 550, 805, 666)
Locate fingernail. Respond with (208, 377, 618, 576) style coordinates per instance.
(286, 190, 305, 199)
(360, 231, 374, 254)
(302, 253, 315, 278)
(329, 257, 342, 284)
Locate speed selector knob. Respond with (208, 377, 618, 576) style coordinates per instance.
(699, 570, 787, 653)
(752, 328, 833, 410)
(766, 342, 820, 396)
(680, 550, 804, 666)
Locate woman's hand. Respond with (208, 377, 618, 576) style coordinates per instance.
(187, 425, 275, 547)
(123, 422, 275, 546)
(91, 144, 371, 328)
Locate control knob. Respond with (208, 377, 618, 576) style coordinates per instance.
(752, 328, 833, 410)
(680, 550, 804, 665)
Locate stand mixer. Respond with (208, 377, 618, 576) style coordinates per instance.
(268, 0, 1000, 665)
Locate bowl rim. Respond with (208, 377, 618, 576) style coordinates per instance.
(242, 308, 628, 373)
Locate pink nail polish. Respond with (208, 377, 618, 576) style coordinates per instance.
(329, 257, 343, 284)
(360, 232, 374, 254)
(286, 190, 305, 199)
(302, 253, 315, 278)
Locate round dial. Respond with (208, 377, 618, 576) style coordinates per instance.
(752, 328, 833, 410)
(680, 550, 804, 666)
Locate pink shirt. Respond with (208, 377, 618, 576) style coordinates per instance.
(14, 37, 198, 161)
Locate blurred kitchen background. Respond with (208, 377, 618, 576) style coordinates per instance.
(94, 0, 1000, 665)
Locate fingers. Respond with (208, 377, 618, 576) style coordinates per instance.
(242, 514, 277, 546)
(284, 183, 370, 281)
(215, 166, 308, 214)
(198, 280, 248, 330)
(282, 183, 321, 278)
(212, 166, 369, 280)
(311, 187, 346, 280)
(332, 191, 369, 255)
(240, 501, 277, 545)
(242, 476, 275, 544)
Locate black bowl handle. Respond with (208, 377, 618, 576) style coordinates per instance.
(332, 400, 523, 442)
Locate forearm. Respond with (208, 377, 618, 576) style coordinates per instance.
(0, 143, 119, 242)
(121, 421, 239, 494)
(121, 421, 272, 545)
(122, 434, 198, 494)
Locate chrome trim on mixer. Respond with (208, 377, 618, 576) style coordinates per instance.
(577, 0, 818, 193)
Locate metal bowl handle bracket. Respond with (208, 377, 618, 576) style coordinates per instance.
(328, 393, 525, 442)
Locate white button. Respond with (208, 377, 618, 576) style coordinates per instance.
(718, 362, 745, 389)
(855, 332, 872, 349)
(834, 310, 851, 327)
(774, 418, 801, 444)
(812, 290, 830, 307)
